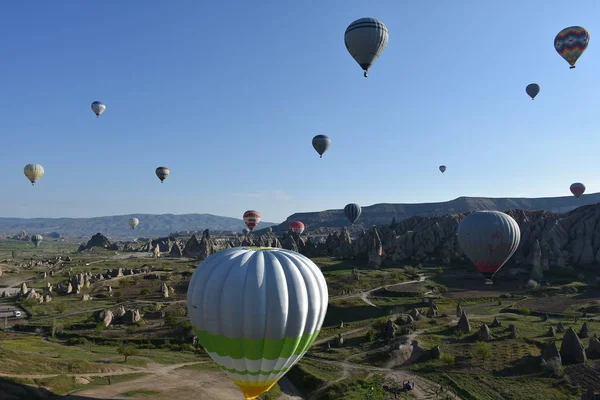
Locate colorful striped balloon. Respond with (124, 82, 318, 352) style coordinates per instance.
(243, 210, 261, 231)
(554, 26, 590, 69)
(187, 247, 328, 399)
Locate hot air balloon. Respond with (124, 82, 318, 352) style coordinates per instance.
(554, 26, 590, 69)
(128, 218, 139, 230)
(457, 211, 521, 282)
(155, 166, 170, 183)
(570, 182, 586, 199)
(24, 164, 45, 186)
(290, 221, 305, 235)
(187, 247, 328, 400)
(526, 83, 540, 100)
(31, 234, 43, 247)
(243, 210, 261, 232)
(344, 18, 389, 77)
(312, 135, 331, 158)
(344, 203, 362, 224)
(91, 101, 106, 117)
(242, 228, 249, 235)
(439, 165, 447, 173)
(267, 227, 273, 234)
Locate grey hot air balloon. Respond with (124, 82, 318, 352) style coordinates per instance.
(31, 234, 43, 247)
(312, 135, 331, 158)
(267, 227, 273, 234)
(91, 101, 106, 117)
(242, 228, 249, 235)
(344, 203, 362, 224)
(457, 211, 521, 282)
(526, 84, 540, 100)
(344, 18, 389, 78)
(439, 165, 446, 173)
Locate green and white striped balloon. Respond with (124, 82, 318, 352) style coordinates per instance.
(187, 247, 328, 399)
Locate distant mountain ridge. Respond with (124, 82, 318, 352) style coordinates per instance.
(0, 213, 277, 238)
(267, 193, 600, 233)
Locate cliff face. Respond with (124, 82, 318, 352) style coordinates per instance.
(282, 204, 600, 269)
(266, 193, 600, 234)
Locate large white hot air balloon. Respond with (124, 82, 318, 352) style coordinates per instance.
(187, 247, 328, 400)
(344, 18, 389, 77)
(128, 218, 139, 230)
(24, 164, 45, 186)
(457, 211, 521, 283)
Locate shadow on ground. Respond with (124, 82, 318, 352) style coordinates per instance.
(0, 378, 110, 400)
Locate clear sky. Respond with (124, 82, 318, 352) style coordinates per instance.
(1, 0, 599, 222)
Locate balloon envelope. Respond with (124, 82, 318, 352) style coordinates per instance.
(31, 234, 43, 247)
(187, 247, 328, 399)
(344, 203, 362, 224)
(312, 135, 331, 158)
(91, 101, 106, 117)
(570, 182, 586, 199)
(439, 165, 446, 173)
(128, 218, 139, 229)
(344, 18, 389, 77)
(554, 26, 590, 68)
(457, 211, 521, 280)
(290, 221, 305, 235)
(155, 167, 170, 183)
(526, 83, 540, 100)
(24, 164, 45, 186)
(243, 210, 261, 231)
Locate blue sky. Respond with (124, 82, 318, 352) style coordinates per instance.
(1, 1, 599, 222)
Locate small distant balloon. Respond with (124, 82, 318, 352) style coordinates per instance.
(290, 221, 305, 235)
(243, 210, 261, 232)
(155, 167, 170, 183)
(242, 228, 249, 235)
(554, 26, 590, 69)
(267, 227, 273, 234)
(344, 18, 389, 77)
(91, 101, 106, 117)
(439, 165, 446, 173)
(24, 164, 45, 186)
(128, 218, 139, 230)
(312, 135, 331, 158)
(526, 84, 540, 100)
(344, 203, 362, 224)
(570, 182, 586, 199)
(31, 234, 43, 247)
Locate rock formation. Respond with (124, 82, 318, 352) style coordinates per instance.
(579, 322, 590, 339)
(456, 303, 463, 318)
(509, 324, 518, 338)
(457, 312, 471, 333)
(385, 319, 398, 339)
(547, 326, 556, 337)
(560, 328, 587, 364)
(557, 322, 565, 333)
(431, 345, 442, 359)
(123, 309, 141, 324)
(490, 317, 501, 328)
(78, 233, 118, 252)
(541, 341, 562, 367)
(426, 307, 437, 318)
(169, 242, 183, 258)
(588, 337, 600, 357)
(477, 324, 493, 341)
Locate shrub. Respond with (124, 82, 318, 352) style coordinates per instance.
(526, 280, 540, 290)
(440, 353, 455, 364)
(140, 288, 151, 296)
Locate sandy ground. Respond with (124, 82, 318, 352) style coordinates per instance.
(70, 367, 244, 400)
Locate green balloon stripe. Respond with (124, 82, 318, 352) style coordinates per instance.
(220, 364, 291, 376)
(194, 328, 320, 360)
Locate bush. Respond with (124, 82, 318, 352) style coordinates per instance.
(66, 337, 89, 346)
(526, 280, 540, 290)
(365, 330, 377, 342)
(165, 315, 179, 327)
(440, 353, 455, 364)
(140, 288, 151, 296)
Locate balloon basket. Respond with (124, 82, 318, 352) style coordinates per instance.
(484, 279, 494, 285)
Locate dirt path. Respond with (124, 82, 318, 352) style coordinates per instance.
(329, 275, 427, 304)
(68, 362, 243, 400)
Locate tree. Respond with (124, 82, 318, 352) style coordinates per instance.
(474, 341, 492, 363)
(117, 344, 139, 363)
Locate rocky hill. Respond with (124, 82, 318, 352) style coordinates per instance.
(0, 214, 277, 238)
(267, 193, 600, 233)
